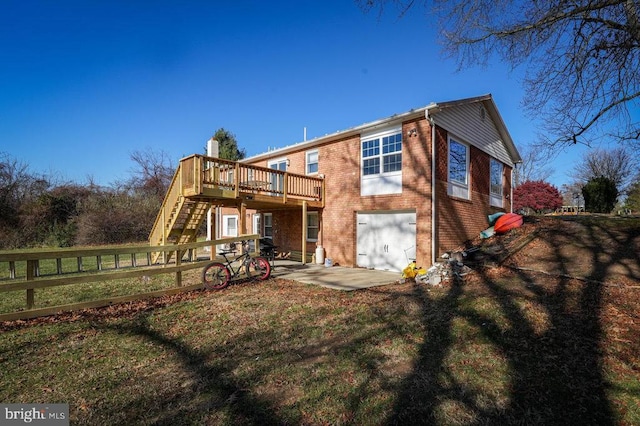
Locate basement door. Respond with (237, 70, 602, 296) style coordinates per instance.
(356, 211, 417, 272)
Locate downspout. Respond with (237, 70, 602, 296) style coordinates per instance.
(427, 109, 437, 265)
(510, 167, 514, 213)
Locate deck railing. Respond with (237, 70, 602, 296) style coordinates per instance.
(180, 155, 324, 203)
(148, 162, 184, 246)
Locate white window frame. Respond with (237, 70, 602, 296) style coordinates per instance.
(306, 149, 319, 175)
(360, 126, 403, 196)
(268, 158, 288, 171)
(490, 158, 504, 207)
(447, 136, 470, 200)
(307, 212, 319, 242)
(361, 130, 403, 177)
(222, 214, 238, 237)
(263, 213, 273, 239)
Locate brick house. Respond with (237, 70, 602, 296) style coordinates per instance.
(151, 94, 521, 271)
(227, 94, 521, 271)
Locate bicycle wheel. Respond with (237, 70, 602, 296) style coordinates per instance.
(245, 256, 271, 281)
(202, 262, 231, 290)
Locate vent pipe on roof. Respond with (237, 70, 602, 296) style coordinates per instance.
(303, 127, 307, 142)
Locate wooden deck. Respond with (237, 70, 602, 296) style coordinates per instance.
(180, 154, 325, 210)
(149, 155, 324, 259)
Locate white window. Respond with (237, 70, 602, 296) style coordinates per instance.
(222, 215, 238, 237)
(307, 212, 319, 242)
(306, 150, 318, 175)
(490, 158, 503, 207)
(362, 133, 402, 175)
(263, 213, 273, 239)
(361, 127, 403, 196)
(448, 137, 470, 199)
(269, 158, 287, 171)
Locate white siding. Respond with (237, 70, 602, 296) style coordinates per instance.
(432, 102, 515, 167)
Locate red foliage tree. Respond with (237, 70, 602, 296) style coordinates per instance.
(513, 180, 563, 214)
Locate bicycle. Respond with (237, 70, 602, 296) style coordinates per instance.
(202, 240, 271, 290)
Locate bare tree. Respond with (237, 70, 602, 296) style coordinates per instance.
(128, 149, 175, 200)
(359, 0, 640, 148)
(571, 147, 636, 193)
(513, 144, 554, 186)
(0, 153, 52, 247)
(560, 182, 585, 206)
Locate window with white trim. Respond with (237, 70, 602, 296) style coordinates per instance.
(263, 213, 273, 239)
(306, 150, 318, 175)
(361, 127, 403, 196)
(307, 212, 320, 241)
(362, 133, 402, 175)
(307, 212, 319, 242)
(490, 158, 503, 207)
(222, 215, 238, 237)
(448, 137, 470, 199)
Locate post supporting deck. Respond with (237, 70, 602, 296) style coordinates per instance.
(302, 201, 307, 264)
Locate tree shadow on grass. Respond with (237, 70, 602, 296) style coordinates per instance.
(101, 314, 286, 425)
(388, 218, 623, 425)
(31, 217, 630, 425)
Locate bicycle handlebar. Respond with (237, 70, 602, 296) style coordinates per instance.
(218, 240, 252, 256)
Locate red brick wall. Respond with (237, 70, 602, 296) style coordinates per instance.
(504, 165, 513, 212)
(248, 118, 434, 267)
(211, 206, 258, 237)
(246, 117, 514, 266)
(433, 126, 510, 256)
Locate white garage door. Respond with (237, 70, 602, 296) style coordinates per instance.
(357, 211, 417, 272)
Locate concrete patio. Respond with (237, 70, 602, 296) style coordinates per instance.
(269, 260, 400, 291)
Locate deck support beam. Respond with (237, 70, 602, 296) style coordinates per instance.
(302, 201, 307, 264)
(239, 203, 247, 236)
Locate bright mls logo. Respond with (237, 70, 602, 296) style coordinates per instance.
(1, 404, 68, 425)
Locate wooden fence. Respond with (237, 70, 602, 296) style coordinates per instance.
(0, 235, 260, 322)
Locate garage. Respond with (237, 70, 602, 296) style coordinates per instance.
(356, 210, 417, 272)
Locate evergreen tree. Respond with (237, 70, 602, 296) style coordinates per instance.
(582, 177, 618, 213)
(623, 177, 640, 213)
(212, 128, 246, 161)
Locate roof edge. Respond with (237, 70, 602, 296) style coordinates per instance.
(244, 94, 522, 165)
(427, 94, 522, 165)
(243, 106, 429, 163)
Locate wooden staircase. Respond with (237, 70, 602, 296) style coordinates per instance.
(150, 154, 325, 264)
(149, 164, 211, 264)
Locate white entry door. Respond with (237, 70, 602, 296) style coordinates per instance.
(356, 211, 417, 272)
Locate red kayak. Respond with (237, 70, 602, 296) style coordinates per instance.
(493, 213, 523, 234)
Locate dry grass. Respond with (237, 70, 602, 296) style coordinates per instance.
(1, 216, 639, 425)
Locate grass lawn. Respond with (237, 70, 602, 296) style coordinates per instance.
(1, 216, 639, 425)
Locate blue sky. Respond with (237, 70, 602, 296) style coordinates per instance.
(1, 0, 588, 188)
